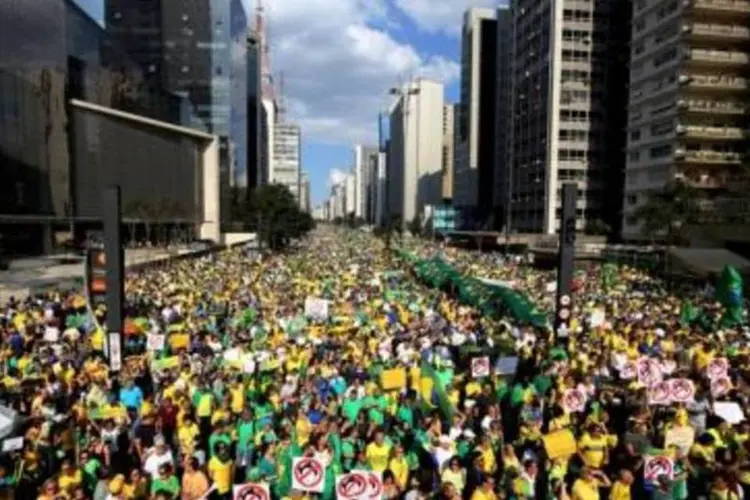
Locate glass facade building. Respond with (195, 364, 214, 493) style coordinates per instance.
(0, 0, 206, 254)
(106, 0, 251, 226)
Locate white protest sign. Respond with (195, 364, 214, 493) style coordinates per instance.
(44, 326, 60, 342)
(147, 333, 165, 351)
(644, 455, 674, 483)
(336, 471, 369, 500)
(711, 376, 732, 398)
(714, 402, 745, 425)
(648, 381, 672, 406)
(1, 436, 23, 452)
(292, 457, 325, 493)
(304, 298, 330, 321)
(471, 356, 491, 378)
(664, 427, 695, 455)
(668, 378, 695, 403)
(707, 358, 729, 380)
(233, 482, 270, 500)
(637, 357, 663, 386)
(562, 388, 587, 413)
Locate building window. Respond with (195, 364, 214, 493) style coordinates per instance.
(651, 119, 673, 136)
(650, 144, 671, 158)
(630, 129, 641, 141)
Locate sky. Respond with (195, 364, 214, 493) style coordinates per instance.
(76, 0, 502, 205)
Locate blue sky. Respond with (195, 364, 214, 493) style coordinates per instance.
(74, 0, 498, 205)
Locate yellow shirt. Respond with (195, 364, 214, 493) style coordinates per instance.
(58, 469, 82, 491)
(571, 478, 600, 500)
(196, 393, 214, 418)
(230, 385, 245, 414)
(295, 417, 312, 447)
(365, 442, 391, 472)
(609, 481, 630, 500)
(470, 488, 497, 500)
(478, 446, 496, 474)
(208, 456, 233, 494)
(178, 423, 201, 454)
(389, 457, 409, 490)
(578, 434, 607, 469)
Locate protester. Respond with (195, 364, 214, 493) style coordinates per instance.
(0, 227, 748, 500)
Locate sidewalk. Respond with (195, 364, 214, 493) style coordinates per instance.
(0, 246, 211, 302)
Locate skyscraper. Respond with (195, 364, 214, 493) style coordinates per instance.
(441, 104, 456, 201)
(105, 0, 251, 226)
(272, 122, 301, 201)
(455, 8, 500, 228)
(387, 79, 445, 226)
(507, 0, 630, 234)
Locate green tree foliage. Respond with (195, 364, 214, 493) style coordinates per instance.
(633, 181, 701, 244)
(249, 184, 314, 250)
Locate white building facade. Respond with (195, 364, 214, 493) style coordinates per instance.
(272, 122, 301, 201)
(387, 78, 445, 225)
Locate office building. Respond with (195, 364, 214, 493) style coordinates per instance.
(387, 79, 445, 225)
(272, 123, 301, 201)
(331, 183, 346, 219)
(441, 104, 456, 201)
(105, 0, 251, 226)
(299, 171, 311, 213)
(622, 0, 750, 240)
(0, 0, 221, 255)
(494, 7, 513, 231)
(345, 172, 357, 216)
(260, 98, 277, 186)
(354, 144, 380, 220)
(507, 0, 630, 234)
(246, 35, 262, 191)
(372, 152, 387, 226)
(454, 8, 499, 227)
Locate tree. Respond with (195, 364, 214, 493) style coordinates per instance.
(633, 181, 702, 244)
(408, 215, 422, 236)
(248, 184, 313, 250)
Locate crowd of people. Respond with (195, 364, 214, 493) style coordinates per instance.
(0, 227, 748, 500)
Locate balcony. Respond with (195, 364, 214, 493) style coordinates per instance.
(676, 124, 748, 139)
(681, 74, 750, 91)
(689, 0, 750, 17)
(687, 49, 750, 67)
(677, 173, 731, 189)
(686, 22, 750, 41)
(675, 148, 745, 164)
(677, 99, 747, 114)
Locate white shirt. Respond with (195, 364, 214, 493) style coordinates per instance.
(143, 449, 174, 477)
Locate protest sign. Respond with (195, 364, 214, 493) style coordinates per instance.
(292, 457, 325, 493)
(542, 429, 577, 460)
(471, 356, 491, 378)
(304, 298, 330, 320)
(664, 426, 695, 455)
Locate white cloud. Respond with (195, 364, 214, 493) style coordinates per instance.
(243, 0, 461, 146)
(327, 168, 349, 187)
(393, 0, 503, 35)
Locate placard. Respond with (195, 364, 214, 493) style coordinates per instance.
(542, 429, 577, 460)
(336, 471, 369, 500)
(711, 376, 732, 398)
(668, 378, 695, 403)
(305, 298, 330, 321)
(664, 426, 695, 455)
(380, 368, 406, 391)
(637, 357, 662, 386)
(647, 381, 672, 406)
(1, 436, 23, 453)
(147, 333, 165, 351)
(562, 388, 587, 413)
(471, 356, 491, 378)
(494, 356, 519, 376)
(233, 482, 269, 500)
(644, 455, 674, 483)
(707, 358, 729, 380)
(292, 457, 325, 493)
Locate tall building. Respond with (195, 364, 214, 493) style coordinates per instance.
(272, 122, 301, 201)
(0, 0, 220, 254)
(622, 0, 750, 240)
(387, 78, 445, 225)
(507, 0, 631, 234)
(354, 144, 380, 220)
(441, 104, 456, 201)
(345, 171, 357, 216)
(454, 8, 499, 227)
(494, 7, 513, 231)
(372, 152, 387, 226)
(105, 0, 251, 226)
(331, 183, 346, 219)
(246, 35, 262, 190)
(299, 171, 311, 212)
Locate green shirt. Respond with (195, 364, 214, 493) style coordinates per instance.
(151, 475, 180, 498)
(208, 432, 232, 456)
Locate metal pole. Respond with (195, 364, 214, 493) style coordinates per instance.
(102, 186, 124, 373)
